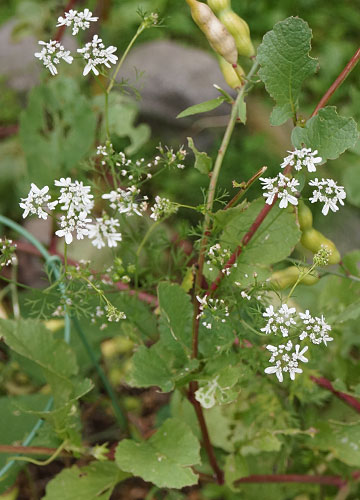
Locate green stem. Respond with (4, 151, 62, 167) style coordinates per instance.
(104, 91, 110, 139)
(9, 441, 68, 466)
(286, 264, 316, 302)
(10, 258, 20, 319)
(136, 220, 161, 257)
(64, 242, 68, 277)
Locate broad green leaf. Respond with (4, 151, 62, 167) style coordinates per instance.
(158, 282, 193, 352)
(198, 319, 235, 358)
(0, 319, 92, 408)
(292, 106, 359, 161)
(93, 94, 150, 155)
(43, 461, 127, 500)
(127, 341, 198, 392)
(19, 77, 96, 185)
(187, 137, 212, 174)
(215, 198, 301, 286)
(310, 421, 360, 466)
(177, 97, 225, 118)
(115, 419, 200, 489)
(257, 17, 318, 125)
(0, 394, 50, 494)
(224, 453, 249, 491)
(335, 299, 360, 323)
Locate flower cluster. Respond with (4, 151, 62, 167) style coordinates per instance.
(155, 144, 187, 170)
(88, 217, 122, 249)
(35, 9, 117, 77)
(0, 238, 17, 268)
(260, 174, 299, 208)
(196, 295, 229, 329)
(309, 178, 346, 216)
(34, 40, 73, 76)
(206, 243, 232, 272)
(19, 183, 58, 220)
(261, 304, 333, 382)
(281, 148, 322, 172)
(56, 8, 98, 35)
(102, 187, 148, 217)
(77, 35, 118, 76)
(150, 196, 178, 221)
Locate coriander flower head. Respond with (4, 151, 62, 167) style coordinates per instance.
(88, 217, 122, 249)
(308, 178, 346, 216)
(281, 148, 322, 173)
(260, 173, 299, 208)
(77, 35, 118, 76)
(34, 40, 73, 76)
(56, 9, 99, 36)
(19, 183, 58, 220)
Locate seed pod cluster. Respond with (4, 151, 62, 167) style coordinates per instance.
(207, 0, 255, 57)
(186, 0, 238, 65)
(218, 56, 244, 88)
(298, 201, 341, 265)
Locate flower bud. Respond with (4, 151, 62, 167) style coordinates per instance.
(185, 0, 238, 65)
(301, 228, 341, 265)
(218, 9, 255, 58)
(218, 56, 244, 88)
(207, 0, 230, 13)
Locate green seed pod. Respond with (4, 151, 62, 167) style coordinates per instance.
(301, 228, 341, 265)
(270, 266, 319, 290)
(186, 0, 238, 65)
(298, 200, 313, 231)
(218, 8, 255, 58)
(207, 0, 230, 13)
(218, 56, 244, 88)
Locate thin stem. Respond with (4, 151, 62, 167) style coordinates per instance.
(225, 166, 268, 210)
(286, 263, 316, 302)
(9, 441, 68, 466)
(310, 375, 360, 413)
(63, 242, 68, 276)
(234, 474, 346, 488)
(136, 220, 161, 257)
(106, 24, 146, 95)
(104, 91, 110, 138)
(10, 257, 20, 319)
(311, 46, 360, 118)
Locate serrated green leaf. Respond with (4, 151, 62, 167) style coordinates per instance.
(0, 319, 92, 408)
(115, 419, 200, 489)
(43, 461, 127, 500)
(310, 421, 360, 466)
(19, 77, 96, 185)
(292, 106, 359, 161)
(187, 137, 212, 174)
(177, 97, 225, 118)
(257, 17, 318, 125)
(158, 282, 193, 352)
(214, 198, 301, 286)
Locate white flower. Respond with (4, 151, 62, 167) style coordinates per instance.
(102, 187, 147, 216)
(150, 196, 178, 221)
(77, 35, 118, 76)
(19, 183, 57, 219)
(299, 310, 333, 346)
(265, 341, 307, 382)
(56, 9, 99, 35)
(260, 173, 299, 208)
(55, 211, 92, 244)
(54, 178, 94, 216)
(308, 178, 346, 216)
(281, 148, 322, 173)
(261, 303, 297, 337)
(88, 217, 122, 249)
(34, 40, 73, 75)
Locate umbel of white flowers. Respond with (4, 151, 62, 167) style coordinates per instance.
(260, 148, 346, 215)
(34, 9, 118, 77)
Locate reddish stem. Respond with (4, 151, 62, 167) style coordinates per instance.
(0, 444, 67, 457)
(311, 375, 360, 413)
(310, 46, 360, 118)
(188, 381, 224, 485)
(0, 125, 19, 139)
(234, 474, 346, 488)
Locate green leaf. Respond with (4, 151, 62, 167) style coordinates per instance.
(215, 198, 301, 286)
(177, 97, 225, 118)
(43, 461, 127, 500)
(158, 282, 193, 352)
(335, 299, 360, 323)
(291, 106, 359, 161)
(257, 17, 318, 126)
(187, 137, 212, 174)
(93, 94, 151, 155)
(115, 419, 200, 489)
(224, 453, 249, 491)
(19, 77, 96, 185)
(0, 319, 92, 408)
(310, 421, 360, 467)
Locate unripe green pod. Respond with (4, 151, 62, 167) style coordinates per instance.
(298, 200, 313, 231)
(301, 228, 341, 265)
(186, 0, 238, 65)
(207, 0, 230, 13)
(218, 56, 244, 88)
(270, 266, 319, 290)
(218, 8, 255, 58)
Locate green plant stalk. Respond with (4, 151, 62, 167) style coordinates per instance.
(10, 258, 20, 319)
(286, 264, 316, 302)
(9, 441, 68, 466)
(136, 220, 162, 257)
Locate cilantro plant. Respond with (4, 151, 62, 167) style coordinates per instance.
(1, 1, 360, 498)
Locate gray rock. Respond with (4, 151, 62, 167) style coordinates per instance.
(118, 39, 231, 124)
